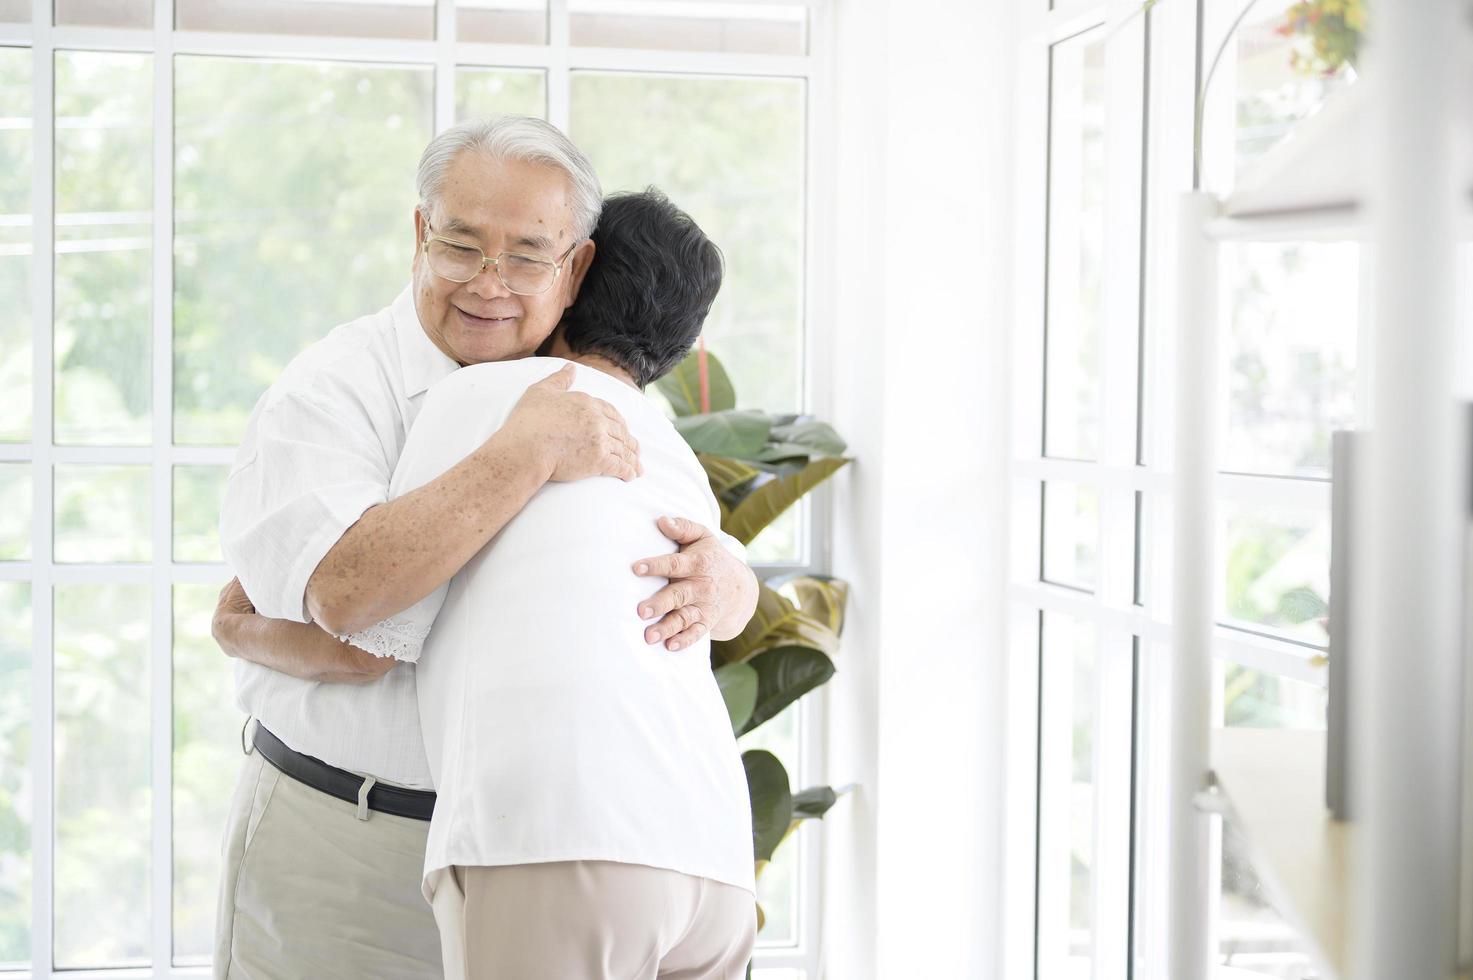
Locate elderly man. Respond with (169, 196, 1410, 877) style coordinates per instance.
(210, 117, 758, 980)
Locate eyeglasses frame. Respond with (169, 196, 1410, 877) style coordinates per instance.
(420, 219, 582, 295)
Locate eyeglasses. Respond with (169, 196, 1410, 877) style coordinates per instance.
(420, 221, 580, 296)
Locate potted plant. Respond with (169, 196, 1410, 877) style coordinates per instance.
(655, 346, 850, 933)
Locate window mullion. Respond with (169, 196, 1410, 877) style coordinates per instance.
(434, 0, 455, 134)
(150, 0, 176, 969)
(545, 0, 570, 130)
(28, 0, 55, 972)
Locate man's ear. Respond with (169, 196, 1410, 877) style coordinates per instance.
(411, 207, 429, 272)
(563, 238, 596, 309)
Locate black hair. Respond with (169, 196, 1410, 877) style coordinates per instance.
(557, 187, 723, 389)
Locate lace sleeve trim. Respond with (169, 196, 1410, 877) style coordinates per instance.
(336, 617, 432, 661)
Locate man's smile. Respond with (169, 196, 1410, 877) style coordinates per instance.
(455, 305, 519, 328)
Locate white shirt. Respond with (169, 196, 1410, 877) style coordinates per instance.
(219, 286, 456, 787)
(343, 359, 755, 895)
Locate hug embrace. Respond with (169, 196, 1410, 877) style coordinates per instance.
(210, 115, 762, 980)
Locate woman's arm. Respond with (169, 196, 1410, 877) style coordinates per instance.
(212, 578, 396, 684)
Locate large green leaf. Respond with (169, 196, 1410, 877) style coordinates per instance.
(776, 575, 850, 637)
(655, 348, 735, 416)
(743, 749, 792, 863)
(713, 584, 838, 665)
(714, 661, 758, 734)
(757, 419, 848, 460)
(726, 457, 850, 545)
(739, 646, 835, 736)
(698, 453, 760, 496)
(792, 785, 840, 820)
(673, 410, 771, 458)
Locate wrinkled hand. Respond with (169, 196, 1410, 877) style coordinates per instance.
(498, 362, 642, 483)
(212, 577, 256, 657)
(632, 516, 759, 651)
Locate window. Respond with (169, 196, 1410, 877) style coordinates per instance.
(1, 3, 826, 974)
(1010, 7, 1146, 978)
(1011, 0, 1352, 975)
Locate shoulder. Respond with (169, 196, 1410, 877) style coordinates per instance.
(424, 357, 569, 405)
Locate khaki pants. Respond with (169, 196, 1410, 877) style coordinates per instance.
(213, 750, 442, 980)
(428, 861, 756, 980)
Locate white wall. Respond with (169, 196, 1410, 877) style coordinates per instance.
(820, 0, 1018, 976)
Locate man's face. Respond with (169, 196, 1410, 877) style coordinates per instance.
(411, 152, 594, 366)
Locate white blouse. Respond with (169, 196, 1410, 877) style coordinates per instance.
(343, 359, 755, 895)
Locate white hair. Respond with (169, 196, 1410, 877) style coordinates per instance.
(415, 115, 603, 240)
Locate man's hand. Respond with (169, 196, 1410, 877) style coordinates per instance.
(497, 363, 642, 483)
(632, 516, 760, 651)
(212, 576, 395, 683)
(212, 577, 256, 651)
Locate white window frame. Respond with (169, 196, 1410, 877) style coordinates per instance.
(1003, 1, 1337, 977)
(0, 0, 836, 974)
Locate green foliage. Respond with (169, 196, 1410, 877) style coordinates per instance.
(739, 646, 835, 737)
(655, 348, 736, 416)
(715, 662, 759, 734)
(1280, 0, 1365, 76)
(664, 348, 851, 918)
(672, 410, 772, 459)
(713, 583, 839, 667)
(743, 749, 793, 864)
(725, 457, 850, 547)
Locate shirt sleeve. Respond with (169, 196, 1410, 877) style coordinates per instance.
(334, 582, 447, 663)
(716, 528, 747, 564)
(333, 369, 517, 663)
(219, 388, 391, 624)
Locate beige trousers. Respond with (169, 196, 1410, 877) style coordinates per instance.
(213, 750, 443, 980)
(429, 862, 756, 980)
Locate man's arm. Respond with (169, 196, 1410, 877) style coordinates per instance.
(305, 363, 642, 636)
(212, 578, 395, 684)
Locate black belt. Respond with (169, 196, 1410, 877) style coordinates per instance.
(251, 722, 436, 822)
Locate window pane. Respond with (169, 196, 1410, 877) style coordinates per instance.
(1217, 814, 1318, 978)
(54, 464, 151, 563)
(55, 0, 152, 27)
(570, 1, 807, 56)
(1044, 29, 1105, 460)
(0, 2, 28, 22)
(1038, 613, 1097, 977)
(173, 465, 227, 563)
(54, 50, 153, 447)
(1230, 0, 1357, 181)
(0, 582, 30, 969)
(570, 73, 805, 416)
(740, 703, 799, 946)
(0, 464, 29, 560)
(0, 48, 30, 443)
(176, 0, 433, 39)
(457, 0, 547, 44)
(54, 583, 151, 969)
(1222, 662, 1327, 731)
(454, 67, 547, 122)
(1224, 242, 1358, 479)
(1221, 503, 1330, 645)
(746, 505, 802, 567)
(1042, 481, 1099, 591)
(173, 582, 241, 965)
(174, 58, 433, 446)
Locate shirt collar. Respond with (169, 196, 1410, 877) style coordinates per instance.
(391, 284, 460, 399)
